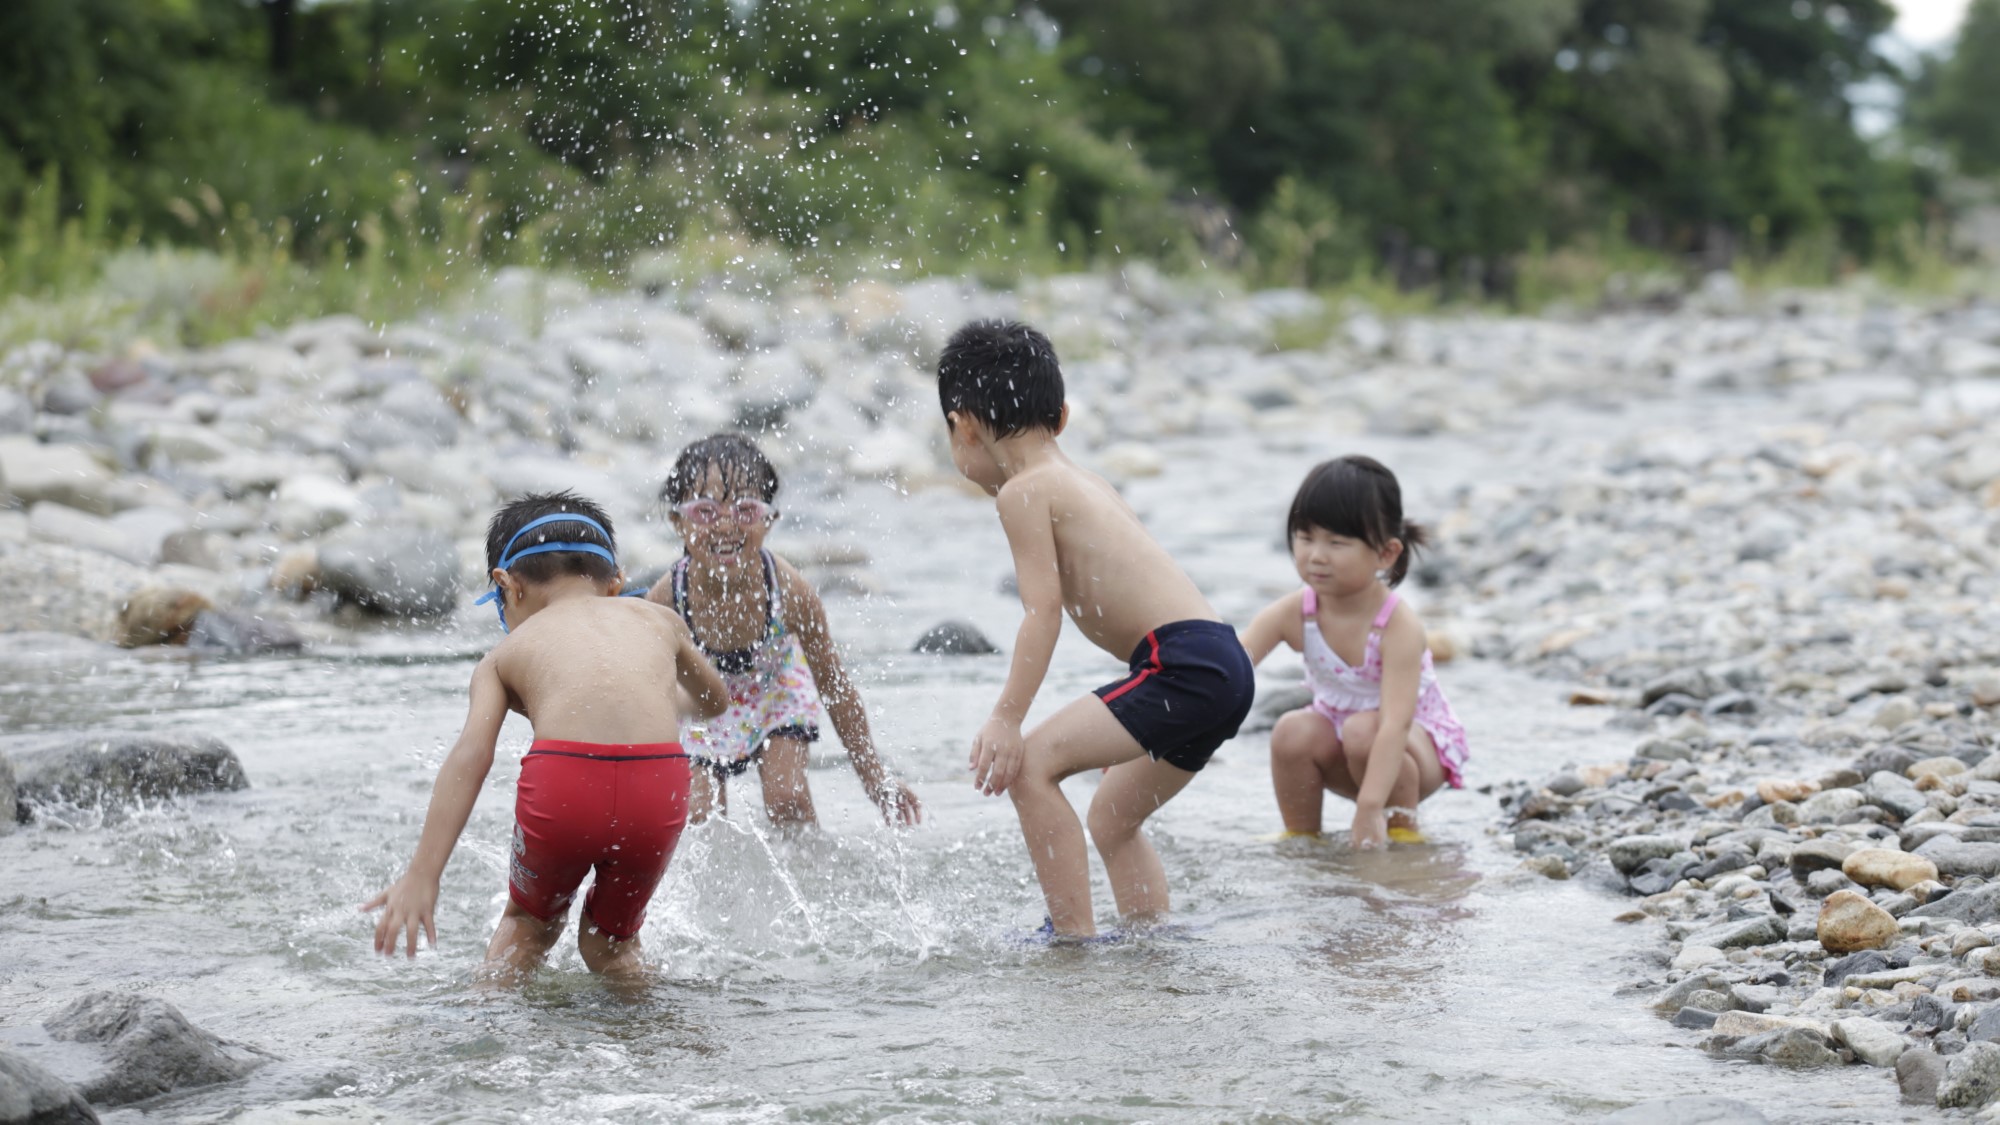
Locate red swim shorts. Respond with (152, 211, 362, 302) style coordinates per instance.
(508, 739, 690, 941)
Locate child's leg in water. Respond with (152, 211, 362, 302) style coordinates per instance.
(1337, 711, 1445, 833)
(688, 768, 722, 824)
(1087, 755, 1197, 922)
(758, 736, 817, 827)
(1268, 708, 1358, 835)
(577, 916, 647, 991)
(1009, 694, 1157, 938)
(480, 899, 566, 985)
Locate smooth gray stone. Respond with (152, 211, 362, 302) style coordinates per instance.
(1609, 834, 1682, 876)
(1907, 884, 2000, 924)
(0, 1050, 97, 1124)
(1601, 1096, 1769, 1124)
(1916, 838, 2000, 879)
(42, 992, 266, 1106)
(10, 734, 247, 822)
(1938, 1040, 2000, 1108)
(1899, 1047, 1947, 1104)
(1683, 914, 1787, 950)
(911, 619, 999, 656)
(318, 526, 460, 617)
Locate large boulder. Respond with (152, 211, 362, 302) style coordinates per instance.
(0, 1050, 97, 1124)
(317, 526, 460, 617)
(0, 543, 151, 643)
(10, 735, 248, 822)
(1939, 1040, 2000, 1109)
(1911, 884, 2000, 925)
(39, 993, 266, 1106)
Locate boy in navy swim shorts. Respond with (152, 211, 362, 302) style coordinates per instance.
(363, 491, 729, 988)
(938, 320, 1254, 938)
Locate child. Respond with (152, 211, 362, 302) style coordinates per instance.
(938, 320, 1254, 938)
(1239, 456, 1470, 849)
(363, 491, 730, 986)
(647, 433, 921, 828)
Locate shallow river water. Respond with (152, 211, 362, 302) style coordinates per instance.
(0, 385, 1928, 1122)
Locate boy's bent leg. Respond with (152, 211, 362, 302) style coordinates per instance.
(1012, 693, 1149, 938)
(578, 914, 649, 993)
(1087, 755, 1196, 922)
(688, 767, 717, 824)
(758, 736, 818, 827)
(481, 899, 566, 985)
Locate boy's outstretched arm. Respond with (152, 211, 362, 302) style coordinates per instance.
(361, 655, 509, 957)
(670, 613, 731, 720)
(975, 482, 1062, 796)
(779, 560, 921, 826)
(1240, 592, 1306, 666)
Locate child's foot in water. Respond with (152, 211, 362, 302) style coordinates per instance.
(1387, 826, 1429, 845)
(1011, 917, 1129, 947)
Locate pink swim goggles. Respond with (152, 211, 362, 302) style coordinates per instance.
(673, 499, 776, 526)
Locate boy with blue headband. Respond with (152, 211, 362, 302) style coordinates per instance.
(364, 491, 729, 988)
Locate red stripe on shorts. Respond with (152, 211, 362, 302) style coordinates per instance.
(1100, 630, 1162, 704)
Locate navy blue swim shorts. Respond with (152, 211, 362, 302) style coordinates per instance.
(1093, 619, 1255, 772)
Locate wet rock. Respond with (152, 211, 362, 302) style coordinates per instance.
(1732, 1027, 1840, 1068)
(11, 734, 248, 821)
(1970, 1007, 2000, 1043)
(0, 1049, 97, 1124)
(1685, 913, 1787, 950)
(1938, 1040, 2000, 1108)
(1842, 847, 1938, 892)
(1797, 788, 1864, 823)
(1863, 772, 1928, 821)
(1641, 669, 1718, 706)
(1899, 1047, 1947, 1103)
(1672, 1008, 1720, 1030)
(1690, 850, 1755, 880)
(1833, 1017, 1906, 1067)
(186, 609, 306, 655)
(1916, 838, 2000, 879)
(1519, 854, 1569, 879)
(1651, 971, 1732, 1014)
(1609, 834, 1682, 875)
(317, 526, 459, 617)
(1629, 855, 1695, 895)
(1818, 890, 1900, 954)
(911, 620, 998, 655)
(1806, 868, 1859, 897)
(40, 992, 266, 1106)
(1600, 1096, 1768, 1124)
(114, 587, 209, 648)
(0, 438, 115, 515)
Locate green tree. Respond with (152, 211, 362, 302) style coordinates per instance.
(1917, 0, 2000, 175)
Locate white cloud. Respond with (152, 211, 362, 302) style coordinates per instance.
(1895, 0, 1973, 48)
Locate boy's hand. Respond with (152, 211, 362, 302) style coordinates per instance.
(872, 780, 924, 827)
(970, 717, 1026, 795)
(361, 875, 440, 958)
(1349, 805, 1389, 851)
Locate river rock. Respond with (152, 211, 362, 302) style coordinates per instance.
(1818, 890, 1900, 954)
(317, 526, 459, 617)
(1641, 668, 1718, 706)
(1609, 834, 1682, 875)
(1685, 914, 1787, 950)
(40, 992, 266, 1106)
(186, 609, 307, 655)
(1732, 1027, 1840, 1068)
(1917, 838, 2000, 879)
(911, 620, 998, 655)
(1797, 788, 1864, 823)
(0, 542, 153, 643)
(114, 587, 210, 648)
(11, 734, 248, 820)
(0, 438, 115, 515)
(1832, 1017, 1906, 1067)
(1911, 884, 2000, 925)
(1938, 1040, 2000, 1108)
(1787, 837, 1858, 875)
(1864, 771, 1928, 820)
(0, 755, 12, 837)
(1900, 1047, 1947, 1104)
(1600, 1096, 1769, 1124)
(0, 1049, 97, 1124)
(1842, 847, 1939, 892)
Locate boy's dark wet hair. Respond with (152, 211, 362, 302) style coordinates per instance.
(937, 319, 1065, 438)
(1286, 456, 1429, 587)
(660, 432, 780, 506)
(486, 490, 618, 585)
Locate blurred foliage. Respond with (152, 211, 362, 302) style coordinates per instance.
(0, 0, 1984, 329)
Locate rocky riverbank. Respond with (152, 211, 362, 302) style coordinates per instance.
(5, 264, 2000, 1115)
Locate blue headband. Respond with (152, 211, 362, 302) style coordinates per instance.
(473, 512, 619, 632)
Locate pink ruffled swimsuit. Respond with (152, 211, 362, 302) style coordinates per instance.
(1301, 588, 1469, 789)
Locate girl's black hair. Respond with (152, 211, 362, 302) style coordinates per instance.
(1286, 455, 1428, 587)
(661, 432, 780, 506)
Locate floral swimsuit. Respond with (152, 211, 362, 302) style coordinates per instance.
(1301, 588, 1470, 789)
(670, 549, 826, 778)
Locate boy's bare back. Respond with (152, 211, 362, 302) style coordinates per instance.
(488, 597, 702, 743)
(998, 453, 1216, 660)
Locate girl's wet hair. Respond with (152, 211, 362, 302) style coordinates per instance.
(1286, 455, 1428, 587)
(661, 432, 780, 506)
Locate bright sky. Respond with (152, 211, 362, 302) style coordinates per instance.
(1895, 0, 1972, 47)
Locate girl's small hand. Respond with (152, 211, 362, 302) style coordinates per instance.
(362, 876, 439, 958)
(875, 781, 923, 827)
(970, 718, 1026, 795)
(1350, 806, 1389, 851)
